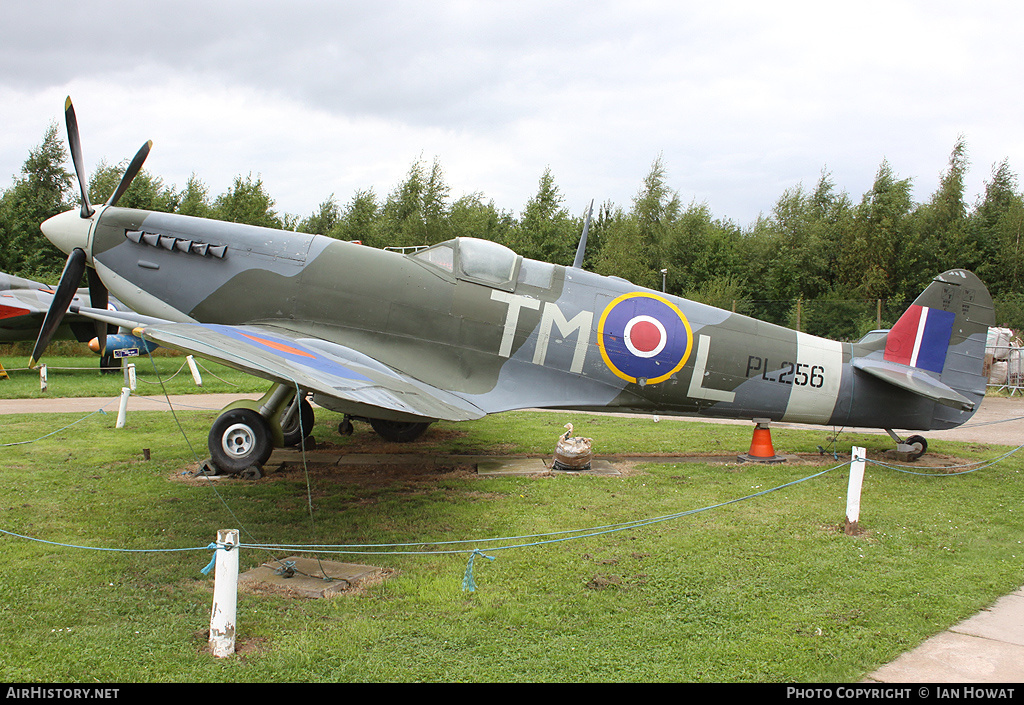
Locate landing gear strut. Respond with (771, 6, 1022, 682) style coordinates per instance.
(885, 429, 928, 461)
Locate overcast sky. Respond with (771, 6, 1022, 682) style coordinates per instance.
(2, 1, 1022, 228)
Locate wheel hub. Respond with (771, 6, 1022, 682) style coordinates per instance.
(222, 422, 257, 458)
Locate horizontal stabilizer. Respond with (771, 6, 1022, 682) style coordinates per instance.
(852, 357, 975, 411)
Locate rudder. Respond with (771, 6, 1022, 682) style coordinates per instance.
(885, 269, 994, 423)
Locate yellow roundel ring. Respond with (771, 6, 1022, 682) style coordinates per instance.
(597, 292, 693, 385)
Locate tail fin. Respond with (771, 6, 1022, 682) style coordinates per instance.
(885, 269, 993, 381)
(854, 269, 993, 423)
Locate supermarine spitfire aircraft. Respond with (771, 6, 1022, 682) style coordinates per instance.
(31, 99, 995, 474)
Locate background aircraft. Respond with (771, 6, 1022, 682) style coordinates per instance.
(31, 99, 995, 474)
(0, 270, 143, 370)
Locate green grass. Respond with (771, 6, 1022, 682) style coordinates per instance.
(1, 374, 1022, 682)
(0, 347, 267, 399)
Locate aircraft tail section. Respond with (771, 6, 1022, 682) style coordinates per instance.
(854, 269, 994, 426)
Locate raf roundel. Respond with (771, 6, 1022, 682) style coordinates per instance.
(597, 292, 693, 384)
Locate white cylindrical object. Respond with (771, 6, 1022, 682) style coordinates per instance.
(115, 387, 131, 428)
(209, 529, 240, 658)
(187, 355, 203, 386)
(40, 364, 47, 392)
(126, 363, 136, 391)
(846, 446, 866, 525)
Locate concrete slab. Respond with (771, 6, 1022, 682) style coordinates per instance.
(238, 556, 391, 599)
(477, 458, 548, 476)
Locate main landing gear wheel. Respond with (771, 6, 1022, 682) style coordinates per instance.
(100, 352, 121, 374)
(280, 396, 315, 447)
(208, 408, 273, 474)
(369, 418, 431, 443)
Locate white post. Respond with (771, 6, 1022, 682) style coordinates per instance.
(846, 446, 866, 535)
(124, 362, 136, 391)
(39, 364, 47, 392)
(115, 387, 131, 428)
(187, 355, 203, 386)
(209, 529, 240, 658)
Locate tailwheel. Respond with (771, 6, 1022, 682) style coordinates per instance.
(904, 435, 928, 460)
(208, 408, 273, 474)
(369, 418, 431, 443)
(887, 429, 928, 461)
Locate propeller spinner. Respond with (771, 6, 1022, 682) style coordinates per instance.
(30, 98, 152, 367)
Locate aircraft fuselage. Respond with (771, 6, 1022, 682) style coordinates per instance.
(73, 205, 990, 433)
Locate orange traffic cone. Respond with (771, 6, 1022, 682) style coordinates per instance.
(738, 421, 786, 464)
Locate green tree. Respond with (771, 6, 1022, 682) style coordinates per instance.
(839, 160, 915, 301)
(337, 189, 381, 245)
(211, 174, 283, 228)
(175, 174, 213, 218)
(594, 206, 658, 289)
(972, 159, 1024, 299)
(512, 167, 578, 265)
(380, 158, 429, 247)
(909, 138, 972, 290)
(632, 155, 680, 273)
(88, 160, 176, 212)
(0, 124, 73, 279)
(299, 194, 342, 237)
(448, 193, 514, 244)
(664, 201, 743, 296)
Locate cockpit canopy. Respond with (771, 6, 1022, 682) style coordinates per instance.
(411, 237, 520, 291)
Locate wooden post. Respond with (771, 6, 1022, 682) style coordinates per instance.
(877, 299, 882, 329)
(845, 446, 866, 535)
(209, 529, 240, 658)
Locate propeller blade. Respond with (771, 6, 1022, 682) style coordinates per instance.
(29, 248, 87, 367)
(64, 98, 94, 219)
(87, 267, 109, 355)
(106, 140, 153, 207)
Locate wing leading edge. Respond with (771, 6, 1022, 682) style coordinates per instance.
(70, 306, 485, 422)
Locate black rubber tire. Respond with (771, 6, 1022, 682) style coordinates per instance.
(100, 352, 121, 374)
(208, 408, 273, 474)
(369, 418, 431, 443)
(281, 396, 315, 447)
(905, 435, 928, 460)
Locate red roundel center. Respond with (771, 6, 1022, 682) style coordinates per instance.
(629, 320, 662, 353)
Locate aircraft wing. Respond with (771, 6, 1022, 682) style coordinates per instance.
(0, 287, 76, 338)
(69, 306, 485, 422)
(852, 357, 975, 411)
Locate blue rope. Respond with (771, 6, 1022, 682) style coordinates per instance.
(461, 549, 495, 592)
(5, 438, 1022, 591)
(1, 406, 111, 447)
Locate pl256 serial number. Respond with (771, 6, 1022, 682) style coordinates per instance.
(746, 356, 825, 387)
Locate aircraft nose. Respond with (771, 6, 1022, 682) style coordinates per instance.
(40, 209, 92, 256)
